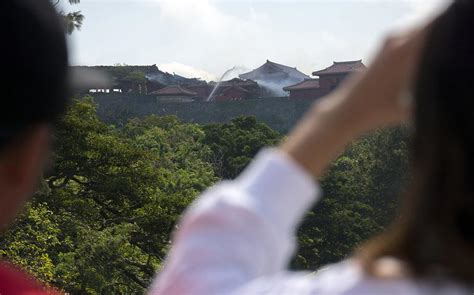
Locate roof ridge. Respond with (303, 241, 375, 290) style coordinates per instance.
(240, 60, 309, 79)
(333, 60, 363, 64)
(289, 80, 307, 87)
(313, 60, 366, 76)
(267, 60, 295, 70)
(283, 78, 320, 90)
(154, 84, 197, 95)
(221, 85, 249, 93)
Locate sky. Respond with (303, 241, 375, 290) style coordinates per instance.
(65, 0, 449, 81)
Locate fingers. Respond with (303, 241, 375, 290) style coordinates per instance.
(311, 19, 434, 130)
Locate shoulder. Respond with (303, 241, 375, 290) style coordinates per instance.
(0, 261, 60, 294)
(233, 259, 470, 295)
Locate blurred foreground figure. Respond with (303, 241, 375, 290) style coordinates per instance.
(0, 0, 68, 293)
(151, 1, 474, 294)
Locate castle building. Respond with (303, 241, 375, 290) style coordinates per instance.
(208, 78, 261, 101)
(151, 85, 198, 102)
(285, 60, 366, 99)
(239, 60, 310, 96)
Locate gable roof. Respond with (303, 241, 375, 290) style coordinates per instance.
(151, 85, 197, 96)
(211, 78, 259, 88)
(283, 79, 320, 91)
(220, 85, 250, 94)
(239, 60, 309, 81)
(312, 60, 366, 76)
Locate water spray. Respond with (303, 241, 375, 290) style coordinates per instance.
(207, 66, 246, 101)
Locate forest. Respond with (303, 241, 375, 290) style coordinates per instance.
(0, 97, 411, 294)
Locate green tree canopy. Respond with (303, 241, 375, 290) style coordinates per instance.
(52, 0, 84, 34)
(0, 97, 411, 293)
(1, 98, 216, 294)
(202, 116, 281, 179)
(293, 127, 410, 270)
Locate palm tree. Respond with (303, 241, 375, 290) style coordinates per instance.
(51, 0, 84, 34)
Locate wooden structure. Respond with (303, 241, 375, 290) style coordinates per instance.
(313, 60, 366, 92)
(209, 78, 261, 101)
(151, 85, 198, 102)
(283, 79, 325, 99)
(285, 60, 366, 99)
(239, 60, 309, 95)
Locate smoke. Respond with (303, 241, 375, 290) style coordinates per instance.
(146, 73, 168, 85)
(207, 66, 248, 101)
(158, 62, 216, 81)
(146, 69, 206, 86)
(256, 79, 296, 97)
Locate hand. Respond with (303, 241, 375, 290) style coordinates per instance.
(332, 26, 429, 132)
(280, 24, 430, 178)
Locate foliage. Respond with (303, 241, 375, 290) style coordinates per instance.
(293, 127, 410, 269)
(0, 96, 411, 292)
(51, 0, 84, 34)
(0, 203, 61, 283)
(123, 72, 148, 84)
(202, 116, 281, 179)
(0, 97, 216, 294)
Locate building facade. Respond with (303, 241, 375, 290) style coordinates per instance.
(285, 60, 366, 99)
(283, 79, 326, 99)
(151, 85, 198, 102)
(208, 78, 261, 101)
(239, 60, 310, 96)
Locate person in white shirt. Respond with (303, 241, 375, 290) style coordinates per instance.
(150, 1, 474, 294)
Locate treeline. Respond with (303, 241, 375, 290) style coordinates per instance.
(0, 97, 410, 294)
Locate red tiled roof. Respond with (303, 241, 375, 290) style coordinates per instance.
(312, 60, 366, 76)
(151, 85, 197, 96)
(220, 85, 250, 94)
(266, 60, 310, 80)
(211, 78, 258, 88)
(283, 79, 320, 91)
(240, 60, 309, 81)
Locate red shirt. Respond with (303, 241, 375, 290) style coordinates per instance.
(0, 262, 60, 295)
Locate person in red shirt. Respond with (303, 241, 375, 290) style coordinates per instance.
(0, 0, 69, 293)
(0, 262, 60, 294)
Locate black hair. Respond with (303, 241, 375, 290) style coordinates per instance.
(0, 0, 69, 147)
(361, 0, 474, 283)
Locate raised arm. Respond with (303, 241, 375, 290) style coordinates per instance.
(282, 27, 427, 177)
(149, 27, 427, 295)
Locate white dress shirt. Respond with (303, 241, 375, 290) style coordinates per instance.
(149, 149, 470, 294)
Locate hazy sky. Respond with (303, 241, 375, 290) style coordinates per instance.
(66, 0, 449, 81)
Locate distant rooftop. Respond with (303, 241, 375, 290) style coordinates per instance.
(240, 60, 309, 81)
(210, 78, 259, 88)
(283, 79, 320, 91)
(312, 60, 366, 76)
(151, 85, 197, 97)
(220, 84, 250, 94)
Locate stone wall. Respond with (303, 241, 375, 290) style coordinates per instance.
(93, 94, 319, 134)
